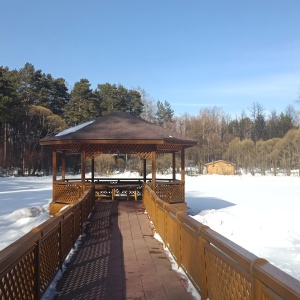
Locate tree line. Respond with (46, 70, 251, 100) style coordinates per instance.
(0, 63, 174, 175)
(171, 105, 300, 175)
(1, 63, 299, 176)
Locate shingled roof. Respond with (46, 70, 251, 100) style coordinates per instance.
(40, 112, 197, 158)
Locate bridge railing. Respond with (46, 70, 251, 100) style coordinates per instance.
(143, 184, 300, 300)
(146, 180, 185, 203)
(52, 178, 184, 204)
(0, 186, 95, 299)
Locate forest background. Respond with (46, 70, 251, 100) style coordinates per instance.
(1, 63, 300, 177)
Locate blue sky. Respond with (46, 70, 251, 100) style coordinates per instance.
(1, 0, 300, 116)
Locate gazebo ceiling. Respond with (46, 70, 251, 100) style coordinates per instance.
(40, 112, 197, 158)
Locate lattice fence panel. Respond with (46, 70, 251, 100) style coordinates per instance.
(157, 144, 182, 152)
(85, 144, 156, 159)
(53, 183, 82, 203)
(61, 213, 74, 262)
(0, 247, 36, 300)
(205, 244, 252, 300)
(155, 182, 184, 203)
(39, 226, 60, 295)
(55, 143, 81, 153)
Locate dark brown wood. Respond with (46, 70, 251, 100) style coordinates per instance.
(181, 149, 185, 181)
(81, 147, 86, 192)
(172, 152, 176, 180)
(40, 112, 197, 206)
(61, 152, 66, 180)
(52, 149, 57, 182)
(91, 158, 95, 183)
(152, 151, 156, 188)
(143, 159, 147, 182)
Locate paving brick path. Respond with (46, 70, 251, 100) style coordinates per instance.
(53, 200, 194, 300)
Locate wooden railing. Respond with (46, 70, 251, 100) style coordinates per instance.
(54, 178, 184, 203)
(53, 181, 83, 203)
(56, 178, 184, 203)
(143, 184, 300, 300)
(0, 186, 95, 299)
(146, 180, 185, 203)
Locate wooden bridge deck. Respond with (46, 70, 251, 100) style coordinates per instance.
(52, 200, 194, 300)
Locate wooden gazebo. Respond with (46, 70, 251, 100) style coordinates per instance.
(40, 112, 197, 214)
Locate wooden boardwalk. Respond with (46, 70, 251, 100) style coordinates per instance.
(52, 200, 194, 300)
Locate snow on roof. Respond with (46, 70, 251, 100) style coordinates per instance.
(55, 120, 95, 137)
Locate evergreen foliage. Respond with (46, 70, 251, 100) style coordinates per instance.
(0, 62, 299, 176)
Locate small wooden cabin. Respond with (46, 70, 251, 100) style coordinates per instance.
(205, 160, 235, 175)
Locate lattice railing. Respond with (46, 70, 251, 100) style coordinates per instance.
(0, 186, 95, 299)
(143, 184, 300, 300)
(53, 181, 83, 203)
(146, 181, 185, 203)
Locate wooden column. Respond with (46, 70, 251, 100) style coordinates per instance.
(62, 152, 66, 181)
(91, 158, 95, 183)
(151, 152, 156, 189)
(143, 159, 147, 182)
(172, 152, 176, 181)
(181, 148, 185, 182)
(52, 149, 57, 182)
(52, 148, 57, 202)
(81, 147, 86, 192)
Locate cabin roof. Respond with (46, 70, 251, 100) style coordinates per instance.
(205, 160, 236, 166)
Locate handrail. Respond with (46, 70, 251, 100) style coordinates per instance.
(0, 186, 95, 299)
(143, 184, 300, 300)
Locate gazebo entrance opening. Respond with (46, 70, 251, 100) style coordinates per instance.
(40, 112, 197, 214)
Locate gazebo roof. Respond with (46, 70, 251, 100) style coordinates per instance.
(40, 112, 197, 158)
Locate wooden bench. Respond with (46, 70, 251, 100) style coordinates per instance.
(95, 183, 139, 201)
(109, 184, 139, 201)
(95, 184, 112, 199)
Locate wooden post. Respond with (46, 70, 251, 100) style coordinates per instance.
(52, 149, 57, 202)
(61, 152, 66, 181)
(181, 149, 185, 202)
(91, 158, 95, 183)
(172, 152, 176, 181)
(143, 159, 147, 182)
(181, 148, 185, 182)
(151, 152, 156, 190)
(52, 149, 57, 182)
(81, 147, 86, 192)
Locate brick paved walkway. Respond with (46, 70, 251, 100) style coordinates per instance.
(53, 200, 194, 300)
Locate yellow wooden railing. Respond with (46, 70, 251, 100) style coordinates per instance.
(143, 184, 300, 300)
(53, 181, 84, 203)
(146, 180, 185, 203)
(0, 186, 95, 299)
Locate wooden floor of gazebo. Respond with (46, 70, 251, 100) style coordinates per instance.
(52, 200, 194, 300)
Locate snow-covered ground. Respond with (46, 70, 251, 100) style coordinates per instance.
(0, 174, 299, 282)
